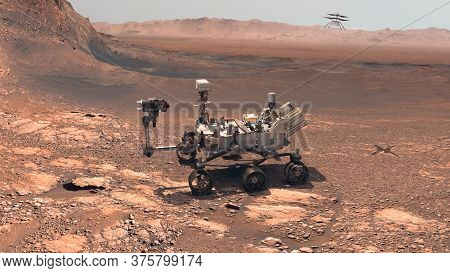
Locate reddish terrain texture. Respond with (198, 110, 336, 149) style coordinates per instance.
(0, 0, 448, 253)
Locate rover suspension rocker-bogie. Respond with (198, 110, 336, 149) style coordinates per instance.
(138, 79, 310, 195)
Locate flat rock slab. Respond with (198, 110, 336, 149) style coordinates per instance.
(111, 186, 159, 209)
(259, 189, 325, 204)
(374, 208, 443, 232)
(193, 219, 229, 235)
(246, 204, 307, 225)
(244, 244, 280, 253)
(17, 121, 51, 135)
(13, 172, 59, 195)
(119, 169, 149, 180)
(311, 215, 332, 224)
(44, 234, 87, 253)
(260, 237, 283, 246)
(299, 247, 314, 253)
(72, 176, 111, 189)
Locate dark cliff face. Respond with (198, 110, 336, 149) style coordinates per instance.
(0, 0, 113, 57)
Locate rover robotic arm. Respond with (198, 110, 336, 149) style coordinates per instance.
(138, 98, 170, 157)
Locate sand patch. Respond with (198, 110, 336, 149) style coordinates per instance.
(50, 158, 85, 169)
(89, 163, 117, 172)
(13, 172, 59, 195)
(418, 170, 445, 181)
(134, 185, 155, 195)
(23, 162, 39, 170)
(12, 147, 50, 156)
(72, 195, 108, 205)
(245, 204, 306, 225)
(58, 127, 99, 142)
(44, 234, 87, 253)
(102, 228, 128, 241)
(111, 188, 158, 209)
(99, 206, 124, 216)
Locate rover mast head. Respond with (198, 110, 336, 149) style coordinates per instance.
(195, 79, 211, 124)
(195, 79, 211, 101)
(268, 92, 277, 109)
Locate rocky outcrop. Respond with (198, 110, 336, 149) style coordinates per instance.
(0, 0, 113, 57)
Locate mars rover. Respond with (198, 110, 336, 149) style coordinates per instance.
(138, 79, 309, 195)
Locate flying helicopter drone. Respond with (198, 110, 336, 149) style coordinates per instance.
(324, 13, 349, 30)
(138, 79, 310, 195)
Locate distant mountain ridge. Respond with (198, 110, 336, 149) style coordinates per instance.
(93, 17, 450, 46)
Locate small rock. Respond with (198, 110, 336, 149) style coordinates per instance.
(137, 229, 151, 241)
(299, 247, 313, 253)
(225, 203, 240, 210)
(261, 237, 283, 246)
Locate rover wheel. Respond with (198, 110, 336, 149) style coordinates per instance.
(176, 142, 197, 163)
(284, 163, 295, 177)
(286, 162, 309, 185)
(188, 170, 213, 196)
(242, 166, 267, 192)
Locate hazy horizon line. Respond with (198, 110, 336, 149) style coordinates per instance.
(91, 17, 450, 32)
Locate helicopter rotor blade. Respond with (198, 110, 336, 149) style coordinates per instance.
(327, 13, 349, 19)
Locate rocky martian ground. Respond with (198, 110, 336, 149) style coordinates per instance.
(0, 56, 448, 252)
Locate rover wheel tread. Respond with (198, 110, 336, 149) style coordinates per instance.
(285, 162, 310, 185)
(242, 166, 267, 192)
(176, 142, 197, 164)
(188, 170, 213, 196)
